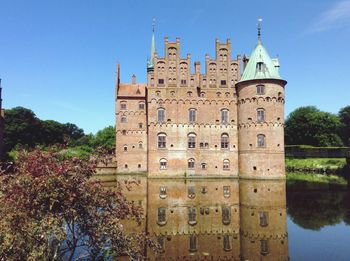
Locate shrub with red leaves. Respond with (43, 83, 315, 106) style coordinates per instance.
(0, 148, 155, 260)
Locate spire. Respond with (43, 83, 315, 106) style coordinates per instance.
(147, 18, 156, 72)
(257, 18, 262, 44)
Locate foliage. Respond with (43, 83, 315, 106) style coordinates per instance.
(339, 105, 350, 145)
(286, 172, 347, 186)
(0, 148, 157, 260)
(4, 107, 84, 154)
(286, 158, 346, 170)
(92, 126, 116, 150)
(285, 106, 343, 146)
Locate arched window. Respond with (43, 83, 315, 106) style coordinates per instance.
(189, 235, 197, 252)
(188, 133, 196, 148)
(189, 109, 196, 123)
(120, 102, 127, 110)
(260, 240, 269, 255)
(122, 130, 126, 135)
(222, 206, 231, 225)
(221, 109, 229, 124)
(158, 133, 166, 149)
(223, 186, 230, 198)
(221, 133, 229, 149)
(159, 158, 167, 170)
(259, 212, 269, 227)
(223, 159, 230, 170)
(123, 145, 128, 152)
(223, 235, 232, 251)
(188, 207, 197, 225)
(157, 207, 167, 225)
(256, 85, 265, 95)
(159, 187, 167, 199)
(138, 102, 145, 110)
(157, 108, 165, 123)
(121, 116, 127, 123)
(257, 134, 266, 147)
(138, 142, 143, 149)
(257, 108, 265, 122)
(188, 158, 195, 169)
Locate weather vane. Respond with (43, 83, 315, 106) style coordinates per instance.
(152, 17, 156, 32)
(257, 18, 263, 40)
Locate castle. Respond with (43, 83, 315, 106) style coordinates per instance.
(115, 24, 287, 179)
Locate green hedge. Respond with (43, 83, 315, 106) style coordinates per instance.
(285, 145, 348, 158)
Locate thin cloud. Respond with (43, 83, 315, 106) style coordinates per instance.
(309, 0, 350, 32)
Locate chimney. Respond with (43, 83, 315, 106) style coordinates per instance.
(194, 62, 200, 75)
(132, 74, 136, 84)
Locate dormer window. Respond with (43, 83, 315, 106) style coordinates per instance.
(257, 62, 265, 72)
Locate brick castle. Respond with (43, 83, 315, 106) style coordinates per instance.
(115, 24, 287, 179)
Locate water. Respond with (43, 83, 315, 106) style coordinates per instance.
(97, 175, 350, 261)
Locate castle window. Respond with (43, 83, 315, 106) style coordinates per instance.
(221, 80, 227, 86)
(122, 130, 126, 135)
(120, 102, 126, 110)
(138, 164, 141, 168)
(189, 235, 197, 252)
(188, 133, 196, 148)
(221, 133, 229, 149)
(205, 142, 209, 148)
(200, 92, 205, 97)
(138, 122, 143, 128)
(121, 116, 127, 123)
(223, 159, 230, 170)
(157, 207, 167, 225)
(139, 102, 145, 110)
(222, 206, 231, 225)
(188, 207, 197, 225)
(189, 109, 196, 123)
(257, 109, 265, 122)
(158, 133, 166, 148)
(156, 91, 161, 96)
(158, 78, 164, 85)
(187, 91, 193, 97)
(138, 142, 143, 149)
(159, 158, 167, 170)
(223, 235, 232, 251)
(188, 158, 195, 169)
(221, 109, 229, 123)
(216, 92, 221, 97)
(171, 91, 175, 96)
(124, 164, 128, 168)
(260, 240, 269, 255)
(257, 84, 265, 95)
(157, 236, 165, 253)
(159, 187, 167, 199)
(188, 186, 195, 198)
(257, 134, 266, 147)
(257, 62, 265, 72)
(225, 92, 230, 98)
(259, 212, 269, 227)
(223, 186, 230, 198)
(201, 163, 207, 169)
(181, 79, 187, 85)
(200, 142, 204, 149)
(123, 145, 128, 152)
(157, 108, 165, 123)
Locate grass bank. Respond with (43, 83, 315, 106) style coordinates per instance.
(287, 172, 347, 186)
(286, 157, 347, 175)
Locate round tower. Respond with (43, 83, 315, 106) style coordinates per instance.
(236, 22, 287, 179)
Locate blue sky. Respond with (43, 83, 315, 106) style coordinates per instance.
(1, 0, 349, 134)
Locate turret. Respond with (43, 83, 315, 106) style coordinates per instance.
(236, 20, 287, 179)
(147, 18, 156, 72)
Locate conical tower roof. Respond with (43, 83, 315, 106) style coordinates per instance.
(147, 19, 156, 71)
(239, 40, 282, 83)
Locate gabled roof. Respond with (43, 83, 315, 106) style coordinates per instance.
(239, 40, 282, 83)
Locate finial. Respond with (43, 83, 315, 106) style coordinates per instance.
(152, 17, 156, 32)
(257, 18, 263, 41)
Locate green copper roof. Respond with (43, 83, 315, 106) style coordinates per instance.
(239, 40, 282, 83)
(147, 28, 156, 70)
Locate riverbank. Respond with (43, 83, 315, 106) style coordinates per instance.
(285, 157, 347, 174)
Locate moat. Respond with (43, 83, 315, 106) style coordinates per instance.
(95, 175, 350, 261)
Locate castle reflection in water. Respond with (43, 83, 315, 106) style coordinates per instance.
(102, 176, 288, 261)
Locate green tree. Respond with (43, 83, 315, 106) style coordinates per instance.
(339, 106, 350, 146)
(92, 125, 116, 150)
(0, 148, 157, 260)
(41, 120, 65, 145)
(62, 123, 84, 141)
(4, 107, 42, 152)
(285, 106, 343, 146)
